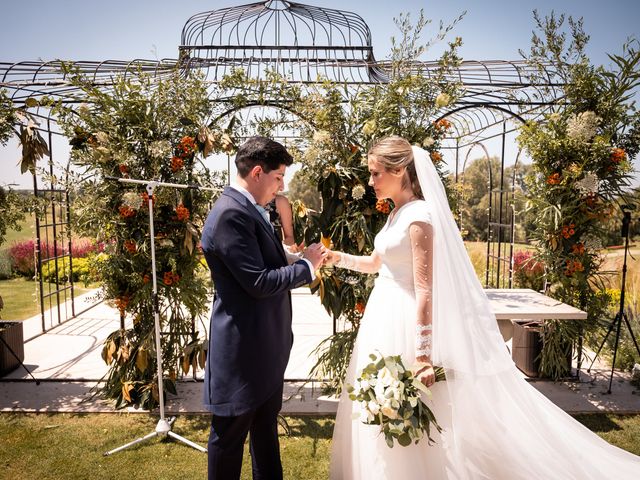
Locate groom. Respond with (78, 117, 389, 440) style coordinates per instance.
(201, 136, 326, 480)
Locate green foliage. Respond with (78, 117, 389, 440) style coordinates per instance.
(53, 66, 226, 409)
(280, 12, 464, 391)
(40, 256, 101, 285)
(0, 186, 27, 247)
(518, 13, 640, 378)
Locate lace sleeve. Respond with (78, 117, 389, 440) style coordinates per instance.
(410, 221, 434, 362)
(334, 251, 382, 274)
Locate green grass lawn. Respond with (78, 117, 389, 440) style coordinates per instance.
(0, 277, 96, 321)
(0, 414, 331, 480)
(0, 413, 636, 479)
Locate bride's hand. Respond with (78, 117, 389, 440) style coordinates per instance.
(416, 362, 436, 388)
(324, 250, 339, 266)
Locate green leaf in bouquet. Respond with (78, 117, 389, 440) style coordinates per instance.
(385, 435, 395, 449)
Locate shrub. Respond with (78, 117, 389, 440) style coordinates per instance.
(0, 250, 12, 279)
(513, 250, 545, 291)
(41, 256, 102, 285)
(8, 240, 37, 277)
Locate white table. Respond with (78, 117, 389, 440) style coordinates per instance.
(484, 288, 587, 341)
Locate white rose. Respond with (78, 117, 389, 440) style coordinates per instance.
(368, 400, 380, 415)
(378, 366, 395, 387)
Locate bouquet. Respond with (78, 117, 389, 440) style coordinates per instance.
(347, 352, 446, 448)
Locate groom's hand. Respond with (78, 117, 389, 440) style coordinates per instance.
(302, 243, 328, 270)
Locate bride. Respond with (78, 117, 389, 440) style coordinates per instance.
(326, 136, 640, 479)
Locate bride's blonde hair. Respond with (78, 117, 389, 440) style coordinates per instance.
(368, 136, 423, 199)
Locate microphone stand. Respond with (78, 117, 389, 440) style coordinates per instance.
(104, 176, 218, 456)
(587, 206, 640, 394)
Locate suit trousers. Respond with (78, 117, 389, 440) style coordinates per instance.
(208, 384, 284, 480)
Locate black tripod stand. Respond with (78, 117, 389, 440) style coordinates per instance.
(588, 206, 640, 393)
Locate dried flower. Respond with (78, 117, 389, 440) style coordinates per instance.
(575, 173, 599, 194)
(362, 120, 376, 136)
(435, 92, 451, 108)
(122, 191, 143, 210)
(313, 130, 331, 144)
(422, 137, 435, 148)
(149, 140, 172, 160)
(566, 111, 601, 142)
(352, 184, 366, 200)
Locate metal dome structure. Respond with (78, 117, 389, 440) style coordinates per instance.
(179, 0, 386, 83)
(0, 1, 567, 329)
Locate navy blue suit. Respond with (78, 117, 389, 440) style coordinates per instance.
(201, 186, 311, 479)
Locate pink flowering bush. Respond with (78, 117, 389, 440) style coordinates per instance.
(513, 250, 545, 291)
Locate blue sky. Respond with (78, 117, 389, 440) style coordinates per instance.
(1, 0, 639, 188)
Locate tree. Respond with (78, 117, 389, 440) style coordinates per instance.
(287, 168, 321, 211)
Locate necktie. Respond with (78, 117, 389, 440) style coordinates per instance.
(254, 204, 273, 231)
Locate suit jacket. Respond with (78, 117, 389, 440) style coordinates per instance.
(201, 186, 312, 416)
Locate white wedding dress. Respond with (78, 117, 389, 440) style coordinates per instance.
(329, 147, 640, 479)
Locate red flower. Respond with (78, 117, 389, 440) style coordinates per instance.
(354, 302, 365, 314)
(118, 164, 129, 174)
(163, 271, 181, 286)
(141, 191, 156, 206)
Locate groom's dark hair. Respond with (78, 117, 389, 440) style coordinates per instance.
(235, 136, 293, 177)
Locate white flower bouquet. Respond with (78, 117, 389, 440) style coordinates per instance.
(347, 352, 446, 448)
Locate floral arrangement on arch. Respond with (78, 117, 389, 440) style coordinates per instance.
(289, 12, 465, 392)
(53, 66, 228, 408)
(517, 13, 640, 378)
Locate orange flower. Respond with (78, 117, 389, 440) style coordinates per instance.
(141, 191, 156, 206)
(170, 156, 184, 172)
(561, 223, 576, 239)
(175, 204, 190, 221)
(571, 243, 585, 255)
(123, 240, 137, 254)
(177, 136, 197, 158)
(547, 173, 561, 185)
(114, 295, 130, 316)
(349, 144, 359, 154)
(119, 205, 136, 218)
(354, 302, 365, 314)
(375, 199, 391, 214)
(430, 151, 443, 164)
(565, 259, 585, 276)
(434, 119, 452, 131)
(585, 193, 598, 208)
(163, 271, 180, 286)
(610, 147, 626, 164)
(142, 274, 151, 284)
(118, 164, 129, 174)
